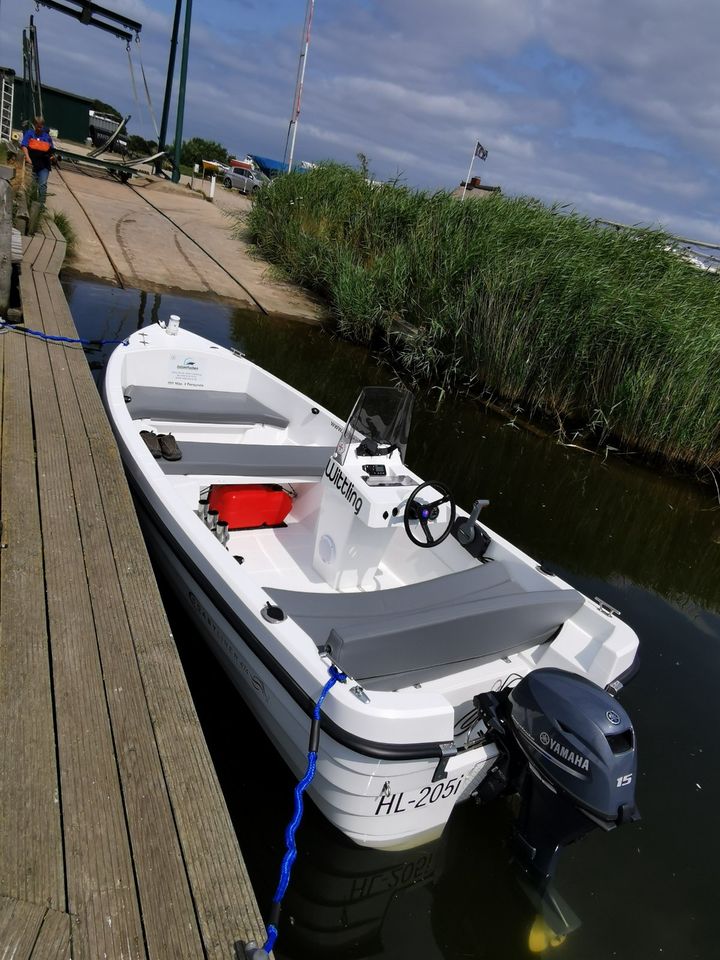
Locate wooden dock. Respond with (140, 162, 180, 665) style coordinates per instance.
(1, 220, 267, 958)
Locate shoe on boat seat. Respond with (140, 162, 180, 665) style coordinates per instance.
(158, 433, 182, 461)
(140, 430, 161, 458)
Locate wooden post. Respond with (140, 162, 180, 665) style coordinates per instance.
(0, 165, 14, 314)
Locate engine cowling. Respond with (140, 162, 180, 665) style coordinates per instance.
(509, 668, 638, 824)
(475, 668, 639, 891)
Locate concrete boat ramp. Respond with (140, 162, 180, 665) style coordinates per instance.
(48, 160, 323, 321)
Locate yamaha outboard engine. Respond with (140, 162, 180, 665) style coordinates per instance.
(475, 668, 639, 897)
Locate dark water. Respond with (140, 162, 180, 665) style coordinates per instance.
(65, 278, 719, 960)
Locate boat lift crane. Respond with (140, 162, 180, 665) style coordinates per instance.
(22, 3, 167, 181)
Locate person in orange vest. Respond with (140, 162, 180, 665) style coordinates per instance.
(21, 115, 56, 205)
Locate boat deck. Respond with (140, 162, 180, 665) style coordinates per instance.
(0, 220, 266, 958)
(225, 519, 404, 592)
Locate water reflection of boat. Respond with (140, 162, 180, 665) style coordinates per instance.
(253, 797, 579, 959)
(104, 318, 640, 891)
(281, 827, 444, 958)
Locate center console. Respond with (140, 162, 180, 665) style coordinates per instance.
(312, 447, 419, 590)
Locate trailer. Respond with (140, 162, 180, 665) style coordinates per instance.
(88, 110, 129, 155)
(57, 146, 165, 183)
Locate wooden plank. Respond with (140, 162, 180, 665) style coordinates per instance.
(24, 273, 146, 960)
(22, 232, 44, 269)
(41, 280, 267, 953)
(0, 896, 72, 960)
(32, 234, 57, 275)
(41, 218, 67, 274)
(0, 896, 45, 960)
(0, 285, 65, 910)
(45, 237, 67, 275)
(32, 905, 73, 960)
(43, 217, 66, 243)
(34, 270, 206, 959)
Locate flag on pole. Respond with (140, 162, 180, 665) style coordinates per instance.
(474, 141, 488, 161)
(461, 139, 489, 200)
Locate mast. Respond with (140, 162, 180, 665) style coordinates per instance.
(283, 0, 314, 174)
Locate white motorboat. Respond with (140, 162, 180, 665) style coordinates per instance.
(103, 316, 640, 882)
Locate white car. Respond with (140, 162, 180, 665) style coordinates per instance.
(223, 167, 267, 194)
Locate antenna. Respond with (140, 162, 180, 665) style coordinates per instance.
(283, 0, 314, 174)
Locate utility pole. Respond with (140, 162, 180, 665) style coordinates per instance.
(283, 0, 314, 174)
(172, 0, 193, 183)
(155, 0, 183, 175)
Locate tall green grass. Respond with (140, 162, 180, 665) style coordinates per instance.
(50, 210, 76, 259)
(243, 163, 720, 471)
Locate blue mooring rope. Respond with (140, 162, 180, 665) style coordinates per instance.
(0, 319, 128, 349)
(263, 665, 347, 955)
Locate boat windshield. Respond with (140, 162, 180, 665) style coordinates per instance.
(333, 387, 414, 465)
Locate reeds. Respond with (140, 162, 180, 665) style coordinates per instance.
(244, 163, 720, 470)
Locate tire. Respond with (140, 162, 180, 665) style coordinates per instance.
(223, 177, 232, 189)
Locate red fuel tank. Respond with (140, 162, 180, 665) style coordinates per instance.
(208, 484, 292, 530)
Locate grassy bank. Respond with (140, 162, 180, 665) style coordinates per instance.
(244, 163, 720, 472)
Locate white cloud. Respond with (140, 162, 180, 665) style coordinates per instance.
(2, 0, 719, 242)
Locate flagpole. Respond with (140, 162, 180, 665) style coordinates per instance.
(461, 143, 476, 201)
(284, 0, 315, 174)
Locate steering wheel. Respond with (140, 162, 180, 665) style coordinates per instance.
(403, 482, 456, 548)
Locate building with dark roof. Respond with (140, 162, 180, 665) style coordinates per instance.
(10, 74, 93, 142)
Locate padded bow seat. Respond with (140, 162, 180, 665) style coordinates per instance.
(125, 385, 289, 428)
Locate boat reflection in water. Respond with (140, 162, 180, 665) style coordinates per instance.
(248, 791, 579, 959)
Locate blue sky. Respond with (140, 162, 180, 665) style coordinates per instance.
(2, 0, 719, 242)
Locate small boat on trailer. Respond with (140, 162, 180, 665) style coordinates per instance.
(103, 317, 640, 892)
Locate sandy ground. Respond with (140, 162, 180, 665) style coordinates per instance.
(44, 146, 323, 320)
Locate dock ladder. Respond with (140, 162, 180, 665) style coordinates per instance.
(0, 69, 14, 144)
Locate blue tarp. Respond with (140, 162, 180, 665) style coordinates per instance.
(248, 155, 288, 176)
(248, 155, 310, 177)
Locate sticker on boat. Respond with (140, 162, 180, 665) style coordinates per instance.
(168, 353, 204, 386)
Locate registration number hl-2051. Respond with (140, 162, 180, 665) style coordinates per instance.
(374, 775, 464, 816)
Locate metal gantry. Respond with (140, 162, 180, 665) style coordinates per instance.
(34, 1, 141, 44)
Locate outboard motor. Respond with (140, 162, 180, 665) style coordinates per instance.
(475, 667, 639, 894)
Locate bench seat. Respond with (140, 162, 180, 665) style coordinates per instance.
(266, 562, 584, 689)
(160, 441, 334, 478)
(125, 385, 289, 428)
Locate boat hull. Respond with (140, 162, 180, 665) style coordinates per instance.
(136, 493, 496, 850)
(102, 321, 639, 853)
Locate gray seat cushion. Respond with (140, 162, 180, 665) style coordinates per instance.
(125, 385, 289, 428)
(266, 563, 584, 689)
(160, 442, 334, 478)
